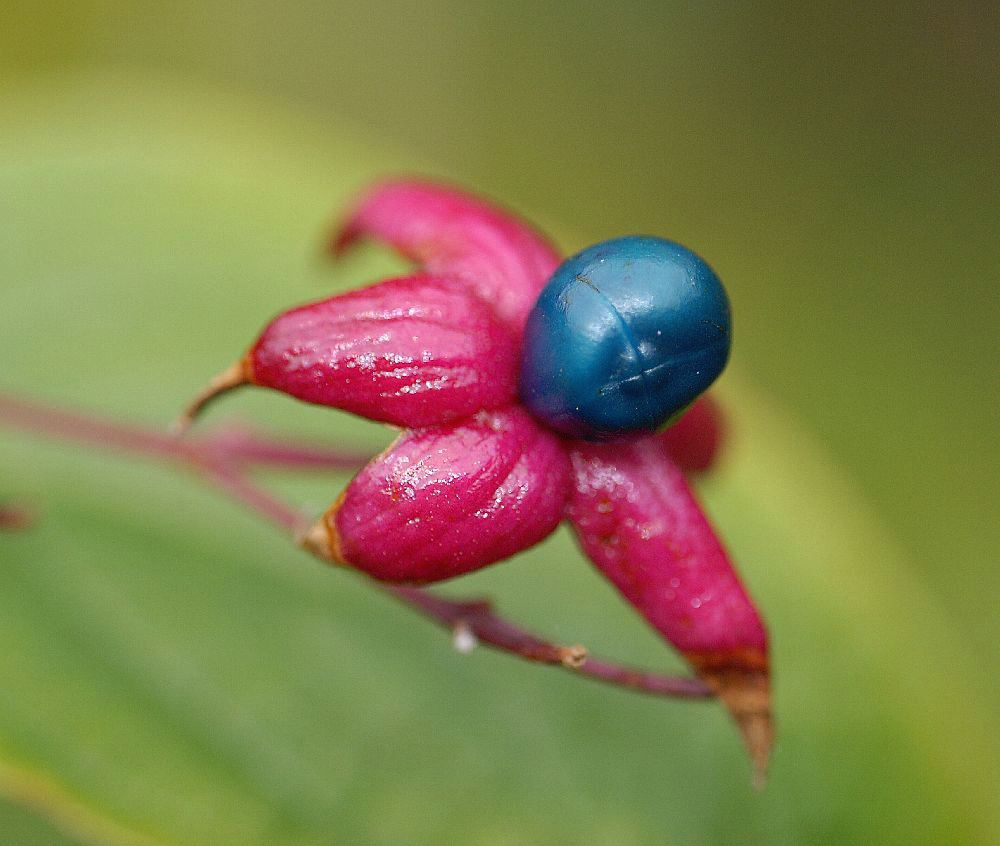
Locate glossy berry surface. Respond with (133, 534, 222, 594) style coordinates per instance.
(519, 236, 731, 440)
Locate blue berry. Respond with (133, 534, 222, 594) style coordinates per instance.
(519, 236, 731, 440)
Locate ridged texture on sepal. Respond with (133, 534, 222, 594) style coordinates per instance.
(323, 406, 571, 583)
(332, 180, 561, 331)
(249, 274, 519, 427)
(566, 437, 772, 778)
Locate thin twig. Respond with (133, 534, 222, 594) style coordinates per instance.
(0, 390, 713, 701)
(390, 586, 588, 666)
(0, 395, 370, 472)
(197, 424, 371, 471)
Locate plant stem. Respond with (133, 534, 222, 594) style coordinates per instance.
(0, 395, 369, 471)
(0, 391, 713, 701)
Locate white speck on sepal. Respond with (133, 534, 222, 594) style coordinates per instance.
(452, 620, 478, 654)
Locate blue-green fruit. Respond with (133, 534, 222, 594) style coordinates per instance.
(519, 236, 731, 440)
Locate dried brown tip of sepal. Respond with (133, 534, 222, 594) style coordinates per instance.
(298, 499, 347, 567)
(686, 647, 774, 789)
(172, 359, 252, 435)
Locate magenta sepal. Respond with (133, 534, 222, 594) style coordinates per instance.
(566, 437, 766, 656)
(658, 394, 726, 474)
(566, 436, 773, 776)
(249, 274, 520, 427)
(326, 406, 571, 583)
(331, 180, 562, 331)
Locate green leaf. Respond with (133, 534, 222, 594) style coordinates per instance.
(1, 72, 997, 845)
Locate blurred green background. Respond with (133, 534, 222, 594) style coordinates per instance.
(1, 2, 997, 844)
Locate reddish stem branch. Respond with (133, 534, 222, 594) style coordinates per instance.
(388, 587, 588, 668)
(0, 394, 183, 460)
(198, 425, 371, 471)
(0, 391, 713, 701)
(0, 395, 370, 472)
